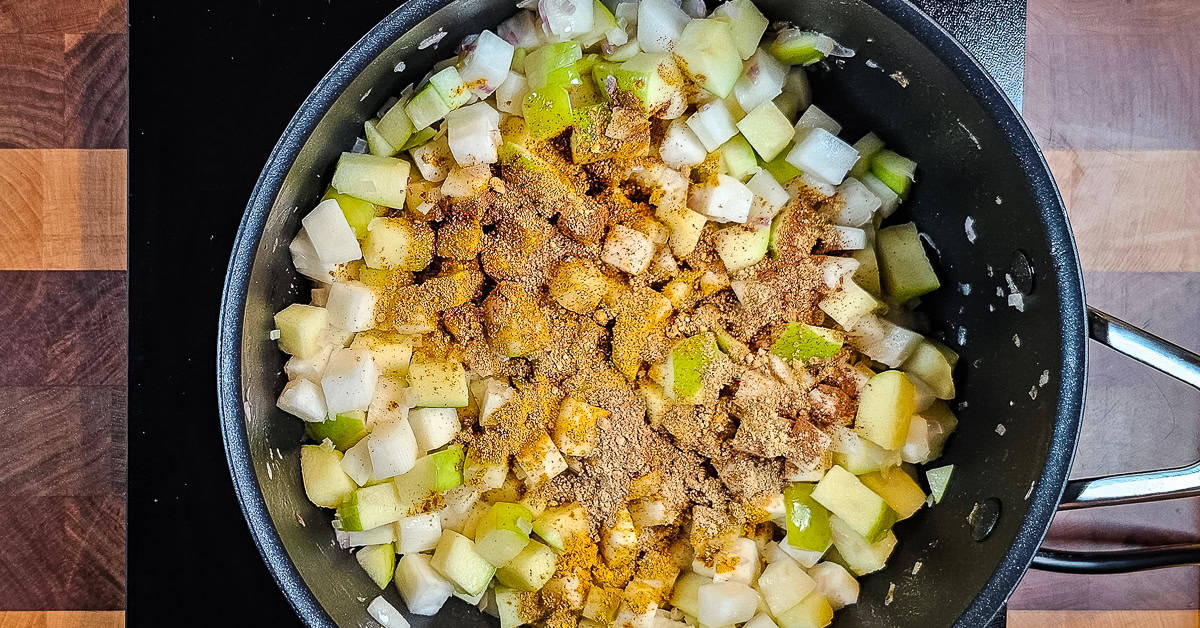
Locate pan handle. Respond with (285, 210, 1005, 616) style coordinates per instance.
(1031, 307, 1200, 573)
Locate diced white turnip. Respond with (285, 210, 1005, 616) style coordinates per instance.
(301, 198, 363, 264)
(495, 72, 529, 115)
(396, 512, 443, 554)
(601, 225, 656, 274)
(541, 0, 594, 37)
(637, 0, 689, 53)
(461, 30, 514, 97)
(277, 378, 328, 423)
(322, 347, 378, 414)
(408, 407, 460, 451)
(696, 581, 759, 626)
(745, 169, 790, 228)
(326, 281, 378, 332)
(285, 343, 334, 383)
(712, 537, 760, 585)
(785, 127, 860, 185)
(289, 229, 336, 282)
(832, 177, 882, 227)
(368, 417, 419, 479)
(410, 134, 453, 182)
(341, 437, 375, 486)
(808, 561, 860, 610)
(795, 104, 842, 136)
(498, 10, 545, 48)
(395, 553, 454, 616)
(659, 119, 708, 168)
(366, 596, 409, 627)
(685, 100, 738, 151)
(733, 48, 787, 112)
(690, 174, 753, 223)
(446, 102, 501, 166)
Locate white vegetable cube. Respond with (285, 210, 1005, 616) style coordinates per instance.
(289, 229, 336, 282)
(832, 177, 882, 227)
(685, 100, 738, 151)
(430, 530, 496, 596)
(637, 0, 689, 53)
(846, 316, 922, 367)
(689, 174, 753, 223)
(659, 119, 708, 169)
(335, 523, 396, 548)
(471, 377, 517, 426)
(276, 378, 328, 423)
(861, 172, 901, 218)
(628, 498, 671, 527)
(757, 558, 817, 615)
(368, 417, 419, 479)
(408, 407, 460, 451)
(350, 333, 413, 376)
(818, 255, 862, 290)
(744, 613, 779, 628)
(368, 374, 410, 429)
(552, 398, 606, 457)
(406, 360, 469, 408)
(808, 562, 860, 610)
(395, 553, 454, 616)
(366, 596, 407, 627)
(395, 512, 443, 554)
(516, 430, 568, 487)
(601, 225, 656, 274)
(745, 170, 790, 228)
(341, 438, 375, 486)
(714, 225, 770, 272)
(464, 447, 509, 490)
(362, 217, 433, 271)
(326, 281, 378, 332)
(498, 10, 544, 49)
(710, 0, 769, 59)
(602, 506, 638, 566)
(439, 487, 483, 533)
(828, 225, 867, 250)
(409, 133, 453, 182)
(712, 537, 760, 585)
(542, 0, 594, 37)
(331, 152, 411, 209)
(285, 343, 334, 383)
(795, 104, 842, 136)
(446, 102, 501, 166)
(696, 581, 760, 626)
(733, 48, 787, 112)
(321, 347, 379, 414)
(461, 30, 515, 97)
(301, 198, 362, 264)
(777, 539, 829, 568)
(786, 127, 860, 185)
(494, 71, 528, 115)
(274, 303, 329, 358)
(736, 101, 793, 162)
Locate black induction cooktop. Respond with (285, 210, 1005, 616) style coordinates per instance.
(127, 1, 1024, 625)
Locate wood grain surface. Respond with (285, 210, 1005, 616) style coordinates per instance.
(1009, 611, 1200, 627)
(0, 612, 124, 628)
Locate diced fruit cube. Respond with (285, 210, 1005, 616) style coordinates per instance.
(818, 280, 884, 329)
(877, 222, 941, 303)
(323, 187, 381, 238)
(395, 553, 454, 615)
(368, 417, 420, 479)
(774, 591, 834, 628)
(746, 613, 781, 628)
(854, 370, 917, 449)
(516, 429, 569, 487)
(464, 447, 509, 491)
(657, 202, 708, 257)
(663, 332, 720, 403)
(714, 225, 770, 272)
(613, 52, 683, 114)
(532, 502, 590, 552)
(393, 446, 465, 515)
(829, 515, 897, 576)
(351, 332, 414, 376)
(553, 397, 606, 457)
(410, 133, 454, 182)
(446, 102, 501, 166)
(926, 464, 955, 504)
(301, 198, 363, 264)
(808, 562, 859, 610)
(407, 407, 459, 452)
(496, 539, 558, 590)
(576, 0, 616, 46)
(523, 85, 574, 140)
(812, 466, 897, 542)
(628, 498, 672, 527)
(733, 48, 788, 112)
(769, 29, 835, 66)
(675, 19, 742, 98)
(474, 502, 535, 566)
(395, 512, 443, 554)
(331, 152, 411, 209)
(289, 229, 336, 282)
(668, 572, 710, 618)
(850, 244, 882, 298)
(745, 169, 790, 228)
(696, 581, 759, 626)
(301, 442, 357, 508)
(686, 100, 738, 151)
(274, 304, 329, 359)
(690, 174, 754, 224)
(711, 0, 769, 59)
(429, 65, 471, 109)
(306, 410, 368, 450)
(784, 482, 833, 552)
(901, 340, 956, 399)
(637, 0, 689, 53)
(737, 101, 793, 162)
(861, 171, 901, 217)
(712, 537, 760, 585)
(870, 149, 917, 196)
(602, 505, 638, 566)
(377, 99, 415, 150)
(441, 163, 492, 201)
(362, 217, 434, 271)
(278, 378, 328, 423)
(550, 258, 606, 314)
(660, 118, 708, 168)
(407, 360, 469, 407)
(831, 428, 900, 475)
(848, 132, 885, 178)
(525, 41, 583, 89)
(326, 281, 377, 333)
(859, 469, 926, 519)
(716, 134, 760, 181)
(831, 177, 881, 227)
(845, 316, 922, 368)
(786, 128, 859, 186)
(771, 323, 843, 362)
(431, 529, 497, 596)
(495, 71, 529, 115)
(355, 543, 396, 589)
(322, 347, 378, 414)
(758, 557, 817, 615)
(337, 483, 405, 531)
(601, 225, 656, 274)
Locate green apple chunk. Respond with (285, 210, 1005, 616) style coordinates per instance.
(405, 84, 452, 131)
(665, 332, 720, 402)
(784, 482, 833, 552)
(429, 65, 472, 109)
(532, 502, 590, 552)
(811, 466, 898, 543)
(474, 502, 535, 566)
(901, 339, 956, 399)
(851, 242, 882, 298)
(495, 585, 524, 628)
(306, 410, 368, 451)
(496, 539, 558, 591)
(525, 41, 583, 89)
(926, 465, 954, 504)
(407, 360, 469, 407)
(331, 152, 411, 209)
(829, 514, 897, 576)
(714, 225, 770, 273)
(322, 187, 380, 238)
(737, 102, 793, 162)
(832, 430, 899, 475)
(376, 98, 415, 150)
(362, 217, 434, 271)
(675, 19, 742, 98)
(355, 542, 396, 589)
(876, 222, 940, 303)
(849, 132, 885, 178)
(769, 29, 834, 66)
(337, 483, 405, 531)
(710, 0, 769, 59)
(854, 370, 917, 450)
(775, 591, 834, 628)
(523, 85, 574, 140)
(716, 135, 759, 182)
(870, 149, 917, 196)
(364, 119, 397, 158)
(771, 323, 843, 362)
(430, 530, 497, 596)
(668, 572, 711, 618)
(817, 280, 885, 329)
(612, 52, 681, 114)
(301, 442, 358, 508)
(274, 304, 328, 359)
(859, 470, 927, 519)
(393, 446, 465, 516)
(762, 144, 801, 183)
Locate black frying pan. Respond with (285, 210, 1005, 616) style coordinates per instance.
(216, 0, 1200, 625)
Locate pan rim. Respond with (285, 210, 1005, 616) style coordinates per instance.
(216, 1, 1088, 626)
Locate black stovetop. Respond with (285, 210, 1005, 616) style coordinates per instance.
(126, 1, 1024, 625)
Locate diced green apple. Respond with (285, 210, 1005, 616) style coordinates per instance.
(774, 591, 834, 628)
(362, 217, 434, 271)
(552, 397, 605, 457)
(532, 502, 591, 552)
(811, 466, 898, 542)
(525, 41, 583, 89)
(696, 581, 760, 626)
(716, 135, 759, 181)
(829, 515, 897, 576)
(429, 65, 472, 109)
(496, 539, 558, 591)
(406, 84, 453, 131)
(675, 19, 742, 98)
(854, 370, 917, 450)
(364, 119, 397, 158)
(783, 482, 833, 552)
(850, 243, 882, 298)
(848, 132, 885, 179)
(859, 470, 927, 519)
(407, 360, 469, 407)
(757, 557, 817, 616)
(464, 447, 509, 491)
(337, 482, 405, 531)
(474, 502, 535, 566)
(901, 339, 956, 399)
(355, 543, 396, 589)
(393, 446, 465, 516)
(331, 152, 411, 209)
(831, 429, 900, 475)
(430, 529, 497, 596)
(611, 52, 682, 114)
(664, 332, 719, 402)
(322, 187, 381, 239)
(495, 586, 524, 628)
(274, 304, 329, 359)
(818, 280, 885, 329)
(301, 442, 358, 508)
(711, 0, 770, 59)
(762, 144, 801, 183)
(876, 222, 940, 303)
(926, 465, 954, 504)
(769, 29, 835, 66)
(522, 85, 574, 139)
(395, 553, 454, 616)
(870, 149, 917, 196)
(306, 410, 369, 450)
(771, 323, 843, 362)
(515, 429, 569, 487)
(714, 225, 770, 272)
(737, 101, 793, 162)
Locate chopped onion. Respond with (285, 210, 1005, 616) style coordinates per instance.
(367, 416, 419, 479)
(795, 104, 842, 136)
(659, 119, 708, 168)
(681, 0, 707, 18)
(733, 48, 787, 112)
(831, 177, 882, 227)
(497, 10, 544, 48)
(685, 100, 738, 151)
(460, 30, 514, 97)
(288, 229, 336, 282)
(367, 596, 410, 627)
(321, 347, 378, 414)
(540, 0, 594, 37)
(276, 378, 327, 423)
(494, 71, 529, 115)
(300, 198, 362, 264)
(785, 127, 859, 185)
(446, 102, 501, 166)
(696, 581, 759, 626)
(637, 0, 689, 52)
